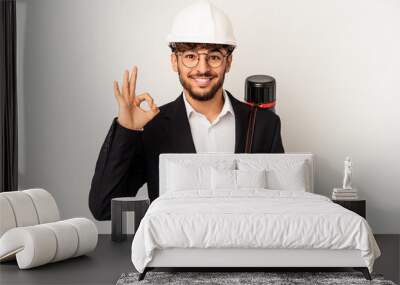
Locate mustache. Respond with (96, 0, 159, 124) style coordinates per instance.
(189, 72, 215, 78)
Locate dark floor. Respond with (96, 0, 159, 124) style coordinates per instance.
(0, 234, 398, 285)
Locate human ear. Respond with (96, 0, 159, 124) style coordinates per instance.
(171, 53, 178, 73)
(225, 54, 232, 73)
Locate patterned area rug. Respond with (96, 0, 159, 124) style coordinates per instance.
(116, 271, 396, 285)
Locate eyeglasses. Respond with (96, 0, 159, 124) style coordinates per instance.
(176, 50, 229, 68)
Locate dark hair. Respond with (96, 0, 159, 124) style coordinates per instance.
(168, 42, 235, 55)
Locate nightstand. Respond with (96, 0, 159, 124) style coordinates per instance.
(111, 197, 150, 242)
(332, 199, 366, 219)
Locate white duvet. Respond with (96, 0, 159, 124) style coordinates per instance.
(131, 189, 381, 273)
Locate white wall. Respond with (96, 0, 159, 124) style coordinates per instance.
(16, 0, 400, 234)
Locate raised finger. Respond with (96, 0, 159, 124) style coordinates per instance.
(113, 80, 121, 98)
(129, 65, 137, 97)
(122, 70, 129, 97)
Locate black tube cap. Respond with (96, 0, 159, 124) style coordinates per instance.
(245, 75, 276, 105)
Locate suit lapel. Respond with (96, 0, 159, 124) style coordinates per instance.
(163, 90, 250, 154)
(225, 90, 251, 153)
(164, 92, 197, 153)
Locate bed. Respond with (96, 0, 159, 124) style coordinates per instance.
(130, 153, 381, 281)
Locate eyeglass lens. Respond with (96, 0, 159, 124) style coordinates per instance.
(181, 50, 225, 68)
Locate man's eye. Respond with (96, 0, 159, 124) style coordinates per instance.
(185, 54, 196, 60)
(210, 56, 220, 61)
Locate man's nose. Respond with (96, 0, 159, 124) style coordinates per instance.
(196, 54, 211, 73)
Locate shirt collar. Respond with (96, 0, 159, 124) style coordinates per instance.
(183, 89, 234, 120)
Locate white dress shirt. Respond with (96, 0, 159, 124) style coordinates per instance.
(182, 89, 236, 153)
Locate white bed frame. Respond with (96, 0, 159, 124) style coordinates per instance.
(140, 153, 371, 280)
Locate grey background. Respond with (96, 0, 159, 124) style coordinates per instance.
(16, 0, 400, 234)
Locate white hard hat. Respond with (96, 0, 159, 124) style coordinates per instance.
(166, 0, 237, 46)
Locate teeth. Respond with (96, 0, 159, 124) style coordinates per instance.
(194, 78, 210, 84)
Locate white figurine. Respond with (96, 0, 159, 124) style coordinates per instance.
(342, 156, 352, 190)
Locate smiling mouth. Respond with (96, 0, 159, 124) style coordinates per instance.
(191, 77, 213, 87)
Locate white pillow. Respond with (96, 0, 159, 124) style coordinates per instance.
(266, 162, 307, 191)
(237, 159, 309, 191)
(236, 169, 267, 189)
(211, 168, 236, 190)
(166, 159, 236, 192)
(167, 162, 211, 191)
(211, 168, 267, 190)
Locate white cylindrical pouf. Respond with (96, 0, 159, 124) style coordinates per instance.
(42, 221, 79, 262)
(0, 196, 17, 237)
(23, 188, 60, 223)
(0, 219, 98, 269)
(0, 226, 57, 269)
(64, 218, 98, 257)
(0, 192, 39, 227)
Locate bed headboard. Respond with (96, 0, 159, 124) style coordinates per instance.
(159, 153, 314, 195)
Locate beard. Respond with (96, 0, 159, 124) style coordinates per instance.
(178, 66, 226, 102)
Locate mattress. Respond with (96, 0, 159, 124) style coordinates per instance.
(131, 189, 381, 273)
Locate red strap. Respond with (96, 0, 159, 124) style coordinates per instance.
(245, 101, 276, 109)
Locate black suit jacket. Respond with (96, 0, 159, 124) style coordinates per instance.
(89, 90, 284, 220)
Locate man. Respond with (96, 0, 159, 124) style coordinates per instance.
(89, 0, 284, 221)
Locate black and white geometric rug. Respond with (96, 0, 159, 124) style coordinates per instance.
(116, 271, 397, 285)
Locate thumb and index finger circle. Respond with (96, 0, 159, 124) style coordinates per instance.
(135, 93, 159, 114)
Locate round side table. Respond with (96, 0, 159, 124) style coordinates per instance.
(111, 197, 150, 242)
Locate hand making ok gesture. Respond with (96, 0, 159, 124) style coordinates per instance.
(114, 66, 160, 130)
